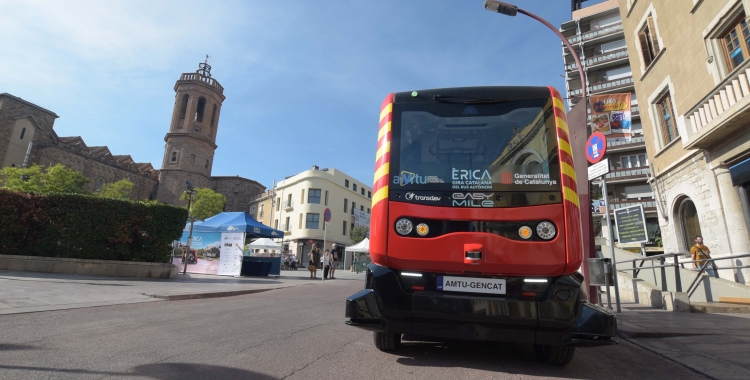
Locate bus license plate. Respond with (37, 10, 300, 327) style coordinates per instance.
(437, 276, 506, 295)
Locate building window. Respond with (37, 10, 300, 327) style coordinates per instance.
(352, 202, 356, 214)
(361, 188, 365, 196)
(171, 152, 177, 162)
(190, 154, 196, 164)
(301, 189, 305, 204)
(343, 221, 347, 235)
(324, 190, 329, 206)
(344, 199, 348, 213)
(299, 214, 303, 229)
(638, 16, 661, 68)
(351, 223, 354, 235)
(179, 94, 189, 120)
(367, 208, 370, 214)
(655, 92, 679, 145)
(361, 205, 364, 211)
(276, 197, 281, 212)
(306, 213, 320, 229)
(721, 15, 750, 72)
(345, 179, 349, 188)
(368, 191, 371, 198)
(260, 204, 265, 218)
(308, 189, 322, 204)
(205, 159, 209, 169)
(210, 104, 217, 135)
(285, 216, 290, 232)
(274, 219, 279, 229)
(353, 183, 357, 192)
(95, 178, 104, 191)
(620, 154, 648, 169)
(195, 97, 206, 122)
(19, 128, 26, 140)
(286, 194, 292, 208)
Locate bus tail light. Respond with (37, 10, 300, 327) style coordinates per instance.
(536, 221, 556, 240)
(416, 223, 429, 236)
(518, 226, 533, 240)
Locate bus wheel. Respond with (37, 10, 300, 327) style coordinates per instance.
(373, 332, 401, 352)
(533, 345, 575, 365)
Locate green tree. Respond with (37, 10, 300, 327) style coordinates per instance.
(0, 164, 88, 194)
(96, 178, 134, 200)
(350, 226, 369, 245)
(181, 187, 226, 221)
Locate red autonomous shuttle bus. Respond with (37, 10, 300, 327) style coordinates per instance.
(345, 86, 616, 365)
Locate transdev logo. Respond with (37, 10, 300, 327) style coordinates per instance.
(500, 172, 513, 185)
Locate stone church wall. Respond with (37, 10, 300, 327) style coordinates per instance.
(213, 176, 265, 213)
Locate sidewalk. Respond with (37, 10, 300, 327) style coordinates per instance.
(0, 268, 365, 315)
(615, 301, 750, 380)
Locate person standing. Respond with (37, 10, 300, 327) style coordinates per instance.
(690, 236, 716, 277)
(323, 249, 332, 279)
(308, 245, 319, 279)
(329, 244, 338, 279)
(291, 255, 298, 271)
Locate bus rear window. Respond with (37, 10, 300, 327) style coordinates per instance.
(392, 98, 561, 194)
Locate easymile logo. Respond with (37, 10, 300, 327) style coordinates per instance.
(405, 192, 441, 202)
(451, 193, 494, 207)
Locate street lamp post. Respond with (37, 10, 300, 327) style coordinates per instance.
(183, 180, 197, 275)
(484, 1, 601, 305)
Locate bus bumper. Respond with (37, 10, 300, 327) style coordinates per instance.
(345, 263, 616, 347)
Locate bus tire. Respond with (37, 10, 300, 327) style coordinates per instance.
(533, 345, 575, 366)
(373, 332, 401, 352)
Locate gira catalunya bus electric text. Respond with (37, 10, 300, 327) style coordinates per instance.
(345, 86, 617, 366)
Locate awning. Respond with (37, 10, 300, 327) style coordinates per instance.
(189, 212, 283, 238)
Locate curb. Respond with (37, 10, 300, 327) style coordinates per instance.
(143, 288, 278, 301)
(690, 303, 750, 314)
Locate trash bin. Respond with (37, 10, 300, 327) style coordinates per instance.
(587, 258, 615, 286)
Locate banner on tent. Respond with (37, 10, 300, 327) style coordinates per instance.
(218, 232, 245, 276)
(172, 231, 222, 275)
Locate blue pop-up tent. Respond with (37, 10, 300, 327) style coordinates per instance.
(190, 212, 283, 238)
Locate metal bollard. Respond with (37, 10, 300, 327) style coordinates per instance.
(674, 255, 682, 292)
(660, 257, 667, 291)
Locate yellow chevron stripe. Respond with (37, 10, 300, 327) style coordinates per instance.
(561, 162, 577, 183)
(553, 97, 565, 111)
(563, 186, 580, 207)
(372, 186, 389, 207)
(378, 121, 391, 141)
(380, 104, 393, 122)
(559, 138, 573, 159)
(373, 163, 389, 183)
(556, 116, 569, 135)
(376, 141, 390, 161)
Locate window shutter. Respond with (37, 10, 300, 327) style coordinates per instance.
(638, 32, 653, 67)
(647, 17, 660, 53)
(656, 102, 669, 145)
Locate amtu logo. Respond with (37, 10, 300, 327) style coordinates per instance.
(500, 172, 513, 184)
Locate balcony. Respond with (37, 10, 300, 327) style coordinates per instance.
(606, 136, 646, 152)
(280, 224, 291, 235)
(565, 48, 629, 72)
(601, 167, 649, 183)
(569, 76, 634, 98)
(283, 200, 294, 211)
(685, 60, 750, 149)
(567, 23, 623, 45)
(592, 198, 657, 214)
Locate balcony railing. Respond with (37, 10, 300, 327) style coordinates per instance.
(280, 224, 291, 233)
(179, 72, 224, 93)
(283, 200, 294, 210)
(593, 199, 657, 213)
(569, 76, 634, 97)
(567, 23, 623, 44)
(685, 59, 750, 149)
(607, 136, 646, 149)
(603, 167, 649, 181)
(565, 48, 628, 71)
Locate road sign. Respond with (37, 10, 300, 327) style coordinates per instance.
(587, 158, 610, 181)
(324, 208, 331, 222)
(586, 132, 607, 164)
(614, 204, 649, 244)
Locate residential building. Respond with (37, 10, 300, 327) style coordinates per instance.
(618, 0, 750, 283)
(250, 166, 372, 264)
(250, 190, 274, 227)
(561, 0, 661, 250)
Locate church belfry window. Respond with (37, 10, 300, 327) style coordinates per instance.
(195, 97, 207, 122)
(19, 128, 26, 140)
(179, 95, 189, 121)
(205, 159, 209, 169)
(210, 104, 217, 135)
(171, 152, 177, 162)
(190, 154, 196, 164)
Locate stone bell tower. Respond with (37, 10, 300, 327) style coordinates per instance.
(157, 59, 226, 205)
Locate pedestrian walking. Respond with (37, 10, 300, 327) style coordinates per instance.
(329, 244, 338, 279)
(291, 255, 298, 270)
(323, 249, 332, 279)
(308, 245, 319, 279)
(690, 236, 716, 277)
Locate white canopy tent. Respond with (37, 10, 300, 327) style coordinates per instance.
(344, 238, 369, 269)
(247, 238, 281, 256)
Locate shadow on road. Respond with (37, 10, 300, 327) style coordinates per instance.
(0, 363, 278, 379)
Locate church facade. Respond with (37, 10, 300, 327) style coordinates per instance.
(0, 63, 265, 211)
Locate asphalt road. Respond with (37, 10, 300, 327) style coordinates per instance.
(0, 277, 706, 380)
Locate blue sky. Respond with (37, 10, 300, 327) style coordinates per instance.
(0, 0, 597, 190)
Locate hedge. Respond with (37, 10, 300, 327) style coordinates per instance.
(0, 190, 188, 262)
